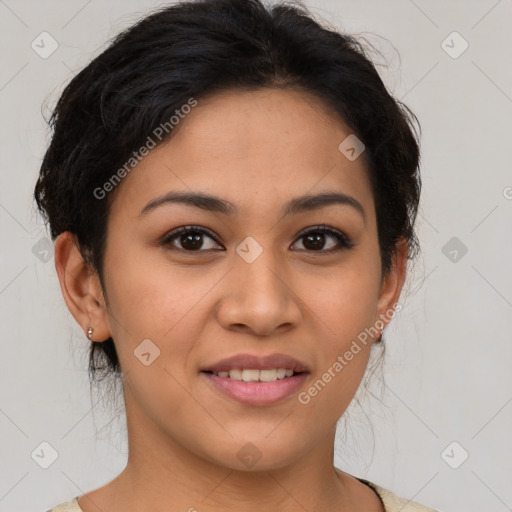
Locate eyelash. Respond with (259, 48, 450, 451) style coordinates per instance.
(160, 224, 355, 254)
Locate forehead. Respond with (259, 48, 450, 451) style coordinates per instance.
(109, 87, 373, 220)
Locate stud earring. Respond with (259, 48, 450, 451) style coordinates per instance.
(87, 327, 94, 340)
(377, 326, 384, 343)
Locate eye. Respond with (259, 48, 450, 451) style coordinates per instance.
(161, 224, 354, 254)
(291, 225, 354, 253)
(161, 226, 223, 252)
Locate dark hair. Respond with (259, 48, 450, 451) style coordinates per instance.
(34, 0, 421, 385)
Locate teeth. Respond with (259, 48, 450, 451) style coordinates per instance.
(229, 369, 243, 380)
(213, 368, 297, 381)
(242, 369, 260, 382)
(259, 369, 277, 382)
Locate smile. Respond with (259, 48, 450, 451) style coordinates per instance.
(209, 368, 296, 382)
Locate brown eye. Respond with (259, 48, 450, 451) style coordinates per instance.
(161, 224, 354, 254)
(161, 226, 222, 252)
(292, 226, 354, 253)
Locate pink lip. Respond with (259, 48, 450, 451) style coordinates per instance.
(201, 372, 309, 406)
(200, 353, 310, 406)
(201, 353, 310, 373)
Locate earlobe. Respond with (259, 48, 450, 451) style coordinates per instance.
(376, 238, 408, 334)
(54, 232, 111, 342)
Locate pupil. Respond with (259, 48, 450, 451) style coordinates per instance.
(304, 233, 325, 250)
(182, 233, 202, 250)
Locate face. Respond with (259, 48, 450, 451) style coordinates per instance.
(60, 87, 406, 472)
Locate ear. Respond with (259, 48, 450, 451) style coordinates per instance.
(54, 232, 111, 342)
(375, 237, 408, 331)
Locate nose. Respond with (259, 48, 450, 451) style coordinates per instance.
(215, 248, 303, 337)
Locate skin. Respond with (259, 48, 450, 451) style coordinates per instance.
(55, 87, 408, 512)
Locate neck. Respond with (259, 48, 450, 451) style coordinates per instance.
(94, 400, 357, 512)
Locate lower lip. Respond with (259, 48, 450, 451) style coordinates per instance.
(201, 372, 309, 406)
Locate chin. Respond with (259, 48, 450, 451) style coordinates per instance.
(198, 436, 307, 473)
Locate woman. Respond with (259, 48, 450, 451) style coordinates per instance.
(36, 0, 437, 510)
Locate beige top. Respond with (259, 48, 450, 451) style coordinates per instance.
(46, 478, 438, 511)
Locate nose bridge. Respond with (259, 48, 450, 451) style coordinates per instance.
(216, 235, 301, 335)
(234, 236, 287, 305)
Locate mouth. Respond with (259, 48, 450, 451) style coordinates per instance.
(202, 368, 301, 382)
(200, 353, 310, 405)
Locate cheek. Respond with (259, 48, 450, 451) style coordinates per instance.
(102, 248, 219, 368)
(104, 243, 189, 329)
(296, 262, 380, 343)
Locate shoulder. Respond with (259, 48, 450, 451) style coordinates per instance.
(45, 496, 83, 512)
(360, 479, 439, 512)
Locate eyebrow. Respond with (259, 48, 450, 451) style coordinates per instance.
(139, 190, 365, 222)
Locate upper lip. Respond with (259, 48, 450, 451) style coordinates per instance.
(201, 353, 310, 373)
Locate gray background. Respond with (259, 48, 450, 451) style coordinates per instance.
(1, 1, 511, 511)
